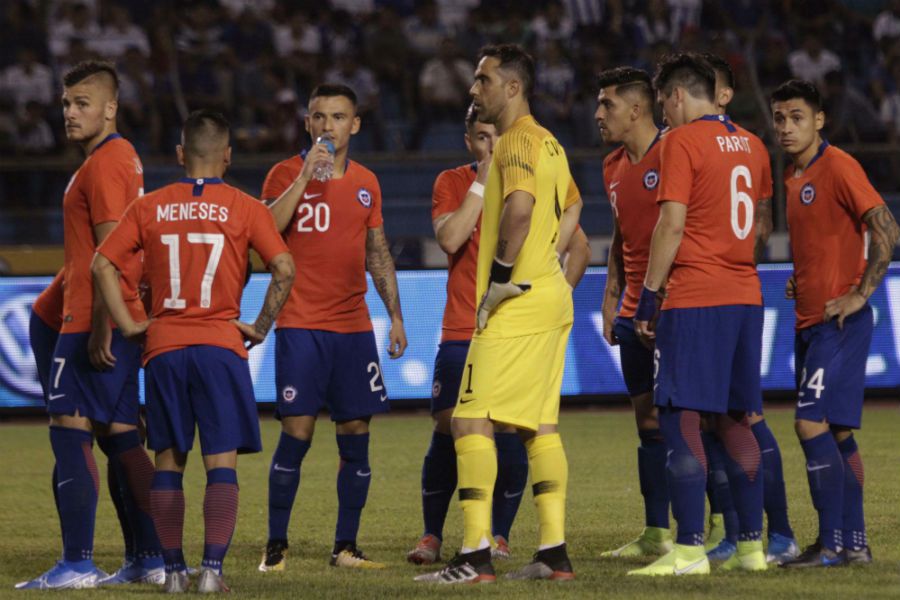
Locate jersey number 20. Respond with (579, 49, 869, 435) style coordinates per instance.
(161, 233, 224, 309)
(730, 166, 753, 240)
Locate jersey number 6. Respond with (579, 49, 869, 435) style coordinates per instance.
(730, 165, 754, 240)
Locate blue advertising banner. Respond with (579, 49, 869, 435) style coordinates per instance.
(1, 265, 899, 408)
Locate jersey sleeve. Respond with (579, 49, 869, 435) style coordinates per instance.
(432, 169, 462, 220)
(261, 160, 298, 202)
(833, 153, 885, 219)
(498, 129, 539, 200)
(758, 145, 773, 200)
(96, 199, 143, 270)
(87, 154, 138, 225)
(656, 129, 695, 206)
(366, 177, 384, 229)
(565, 177, 580, 208)
(248, 200, 290, 264)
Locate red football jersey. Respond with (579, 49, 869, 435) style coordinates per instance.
(97, 178, 289, 362)
(32, 269, 64, 331)
(61, 134, 146, 333)
(261, 155, 383, 332)
(432, 163, 480, 342)
(603, 133, 663, 318)
(786, 142, 884, 329)
(656, 116, 770, 309)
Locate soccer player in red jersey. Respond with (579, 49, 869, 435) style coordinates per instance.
(407, 106, 590, 565)
(771, 80, 899, 568)
(93, 109, 295, 592)
(258, 84, 407, 571)
(16, 61, 162, 591)
(631, 53, 771, 576)
(595, 66, 674, 559)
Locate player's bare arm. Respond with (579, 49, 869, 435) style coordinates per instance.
(91, 252, 149, 341)
(754, 197, 773, 265)
(561, 226, 591, 289)
(88, 220, 120, 369)
(635, 201, 686, 343)
(268, 143, 333, 232)
(366, 226, 407, 358)
(476, 190, 535, 330)
(232, 252, 295, 348)
(433, 157, 490, 254)
(824, 205, 900, 328)
(602, 217, 625, 346)
(556, 196, 583, 258)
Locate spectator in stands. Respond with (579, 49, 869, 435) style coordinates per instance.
(323, 9, 363, 59)
(710, 0, 771, 46)
(756, 34, 793, 92)
(1, 48, 53, 111)
(404, 0, 449, 61)
(117, 46, 156, 149)
(531, 1, 576, 53)
(49, 2, 101, 58)
(325, 53, 385, 149)
(454, 6, 488, 62)
(273, 10, 323, 59)
(220, 0, 276, 18)
(15, 101, 55, 155)
(175, 2, 225, 59)
(92, 5, 150, 58)
(0, 1, 47, 69)
(222, 8, 274, 62)
(534, 41, 576, 130)
(633, 0, 678, 49)
(411, 37, 473, 149)
(879, 58, 900, 142)
(436, 0, 479, 30)
(822, 69, 886, 143)
(788, 30, 842, 85)
(874, 0, 900, 44)
(365, 6, 414, 112)
(495, 8, 534, 47)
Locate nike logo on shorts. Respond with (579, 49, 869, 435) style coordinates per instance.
(459, 398, 474, 404)
(380, 394, 388, 402)
(48, 393, 65, 401)
(797, 400, 816, 408)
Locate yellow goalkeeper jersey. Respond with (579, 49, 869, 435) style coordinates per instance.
(476, 114, 578, 338)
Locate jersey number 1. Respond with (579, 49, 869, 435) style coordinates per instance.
(161, 233, 224, 309)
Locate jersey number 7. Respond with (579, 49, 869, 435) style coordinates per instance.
(160, 233, 225, 309)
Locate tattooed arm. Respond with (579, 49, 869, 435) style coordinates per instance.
(232, 252, 295, 347)
(366, 226, 407, 357)
(601, 217, 625, 346)
(823, 205, 899, 328)
(754, 197, 773, 266)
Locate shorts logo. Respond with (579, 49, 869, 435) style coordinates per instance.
(642, 169, 659, 190)
(800, 183, 816, 205)
(357, 188, 372, 208)
(282, 385, 297, 403)
(432, 380, 442, 399)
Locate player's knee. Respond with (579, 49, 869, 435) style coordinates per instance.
(282, 416, 315, 440)
(335, 417, 370, 436)
(794, 418, 828, 440)
(433, 409, 454, 435)
(829, 425, 852, 442)
(667, 451, 706, 481)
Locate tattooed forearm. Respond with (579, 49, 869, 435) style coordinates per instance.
(754, 198, 773, 266)
(255, 255, 294, 336)
(366, 227, 403, 321)
(858, 206, 900, 299)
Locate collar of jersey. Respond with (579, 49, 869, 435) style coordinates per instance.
(694, 113, 736, 133)
(804, 139, 830, 171)
(646, 128, 663, 154)
(178, 177, 224, 185)
(90, 132, 122, 154)
(299, 150, 350, 173)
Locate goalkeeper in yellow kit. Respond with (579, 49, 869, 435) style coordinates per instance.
(416, 43, 582, 584)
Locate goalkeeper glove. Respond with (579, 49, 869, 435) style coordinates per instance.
(476, 259, 530, 330)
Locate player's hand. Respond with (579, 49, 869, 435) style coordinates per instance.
(231, 319, 265, 349)
(88, 322, 116, 370)
(824, 287, 866, 330)
(634, 318, 656, 349)
(121, 319, 151, 344)
(388, 316, 407, 359)
(601, 306, 618, 346)
(633, 286, 661, 350)
(785, 275, 797, 299)
(476, 281, 531, 330)
(298, 141, 334, 182)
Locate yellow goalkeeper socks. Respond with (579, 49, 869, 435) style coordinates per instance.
(526, 432, 568, 549)
(455, 434, 497, 551)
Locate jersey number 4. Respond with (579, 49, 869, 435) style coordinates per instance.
(730, 166, 754, 240)
(161, 233, 224, 309)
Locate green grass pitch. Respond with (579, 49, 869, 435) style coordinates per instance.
(2, 406, 899, 598)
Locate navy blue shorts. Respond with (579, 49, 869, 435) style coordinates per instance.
(614, 317, 654, 397)
(48, 331, 140, 425)
(275, 328, 390, 422)
(794, 305, 873, 429)
(654, 305, 763, 415)
(430, 340, 470, 413)
(29, 311, 59, 403)
(144, 346, 261, 455)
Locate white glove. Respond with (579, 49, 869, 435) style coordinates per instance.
(476, 280, 531, 330)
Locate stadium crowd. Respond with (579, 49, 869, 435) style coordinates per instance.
(5, 0, 900, 157)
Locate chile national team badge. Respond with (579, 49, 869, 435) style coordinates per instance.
(642, 169, 659, 190)
(357, 188, 372, 207)
(800, 183, 816, 205)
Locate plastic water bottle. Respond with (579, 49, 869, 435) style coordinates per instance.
(312, 135, 335, 182)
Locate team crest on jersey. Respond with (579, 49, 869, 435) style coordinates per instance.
(282, 385, 297, 403)
(642, 169, 659, 190)
(800, 183, 816, 205)
(357, 188, 372, 207)
(432, 380, 442, 399)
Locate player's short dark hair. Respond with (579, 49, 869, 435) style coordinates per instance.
(478, 44, 535, 99)
(63, 60, 119, 91)
(596, 66, 654, 104)
(182, 108, 230, 158)
(701, 52, 734, 89)
(653, 52, 716, 102)
(310, 83, 358, 108)
(770, 79, 823, 112)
